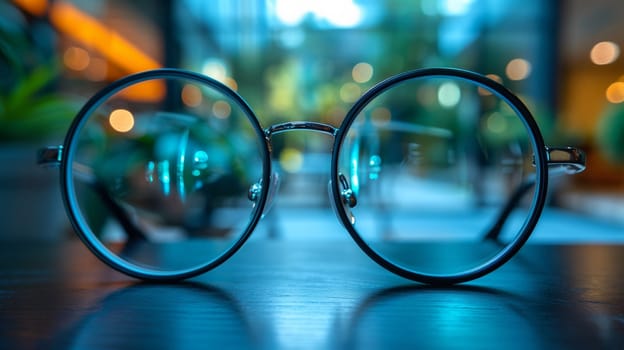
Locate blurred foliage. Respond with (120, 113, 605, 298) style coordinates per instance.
(597, 105, 624, 164)
(0, 63, 77, 142)
(0, 1, 76, 143)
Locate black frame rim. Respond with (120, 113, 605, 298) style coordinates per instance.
(331, 67, 549, 285)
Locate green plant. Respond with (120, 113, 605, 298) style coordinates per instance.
(597, 104, 624, 164)
(0, 2, 76, 143)
(0, 64, 77, 142)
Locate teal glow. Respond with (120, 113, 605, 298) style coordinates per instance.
(177, 130, 189, 201)
(158, 160, 171, 196)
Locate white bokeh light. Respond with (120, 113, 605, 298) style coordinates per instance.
(437, 82, 461, 108)
(439, 0, 474, 16)
(274, 0, 363, 28)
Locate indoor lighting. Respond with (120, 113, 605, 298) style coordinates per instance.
(274, 0, 363, 28)
(505, 58, 531, 81)
(438, 82, 461, 108)
(109, 109, 135, 133)
(590, 41, 620, 65)
(352, 62, 374, 83)
(606, 82, 624, 104)
(181, 84, 203, 108)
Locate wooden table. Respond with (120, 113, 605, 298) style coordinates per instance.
(1, 239, 623, 349)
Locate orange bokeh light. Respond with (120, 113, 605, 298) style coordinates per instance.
(13, 0, 165, 102)
(181, 84, 203, 107)
(12, 0, 48, 16)
(606, 82, 624, 104)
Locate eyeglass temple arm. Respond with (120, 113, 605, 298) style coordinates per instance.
(38, 146, 148, 241)
(483, 146, 586, 242)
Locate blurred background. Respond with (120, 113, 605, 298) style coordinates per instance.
(0, 0, 622, 240)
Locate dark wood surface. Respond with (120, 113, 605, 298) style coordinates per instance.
(1, 239, 624, 349)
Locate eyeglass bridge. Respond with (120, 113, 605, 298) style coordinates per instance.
(263, 120, 363, 212)
(265, 121, 337, 137)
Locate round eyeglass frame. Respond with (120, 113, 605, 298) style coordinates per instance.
(332, 68, 548, 285)
(60, 69, 272, 281)
(58, 67, 548, 285)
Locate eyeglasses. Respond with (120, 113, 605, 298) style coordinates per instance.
(39, 68, 585, 285)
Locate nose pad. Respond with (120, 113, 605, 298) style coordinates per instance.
(248, 172, 280, 218)
(329, 173, 357, 225)
(339, 173, 357, 208)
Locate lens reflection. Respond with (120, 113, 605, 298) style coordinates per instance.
(338, 75, 539, 276)
(68, 74, 266, 274)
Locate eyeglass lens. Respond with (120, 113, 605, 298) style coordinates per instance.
(67, 75, 268, 273)
(335, 75, 541, 277)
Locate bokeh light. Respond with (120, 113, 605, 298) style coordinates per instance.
(279, 147, 304, 173)
(590, 41, 620, 65)
(212, 100, 232, 118)
(606, 82, 624, 103)
(274, 0, 363, 28)
(109, 109, 135, 133)
(437, 82, 461, 108)
(63, 46, 90, 71)
(181, 84, 203, 107)
(202, 59, 227, 82)
(505, 58, 532, 81)
(340, 82, 362, 103)
(352, 62, 374, 83)
(224, 77, 238, 91)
